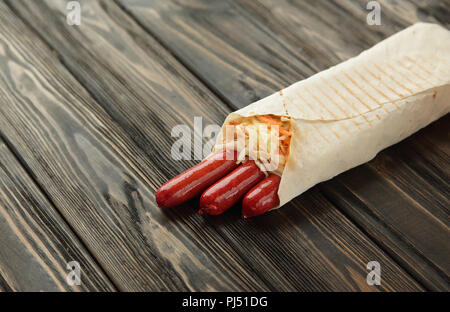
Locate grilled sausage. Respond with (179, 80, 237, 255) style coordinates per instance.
(242, 174, 281, 218)
(156, 150, 238, 208)
(199, 160, 265, 215)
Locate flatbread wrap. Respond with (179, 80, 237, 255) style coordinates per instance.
(156, 22, 449, 217)
(213, 22, 450, 209)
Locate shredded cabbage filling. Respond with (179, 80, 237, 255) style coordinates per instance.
(214, 115, 292, 175)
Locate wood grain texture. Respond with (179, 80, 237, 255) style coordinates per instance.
(0, 140, 115, 291)
(117, 0, 320, 107)
(0, 270, 13, 291)
(0, 1, 268, 291)
(119, 0, 449, 290)
(5, 0, 424, 290)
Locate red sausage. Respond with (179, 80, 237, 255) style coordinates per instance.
(199, 160, 265, 215)
(156, 150, 238, 209)
(242, 174, 281, 218)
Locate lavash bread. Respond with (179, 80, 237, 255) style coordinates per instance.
(215, 23, 450, 208)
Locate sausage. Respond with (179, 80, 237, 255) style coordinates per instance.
(199, 160, 266, 215)
(156, 150, 238, 209)
(242, 174, 281, 218)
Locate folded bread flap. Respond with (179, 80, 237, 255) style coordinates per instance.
(215, 22, 450, 208)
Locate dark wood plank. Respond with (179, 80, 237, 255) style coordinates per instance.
(5, 0, 424, 291)
(0, 139, 115, 291)
(0, 1, 268, 291)
(0, 272, 13, 291)
(117, 0, 321, 107)
(119, 0, 449, 290)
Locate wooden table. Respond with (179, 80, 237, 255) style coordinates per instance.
(0, 0, 448, 291)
